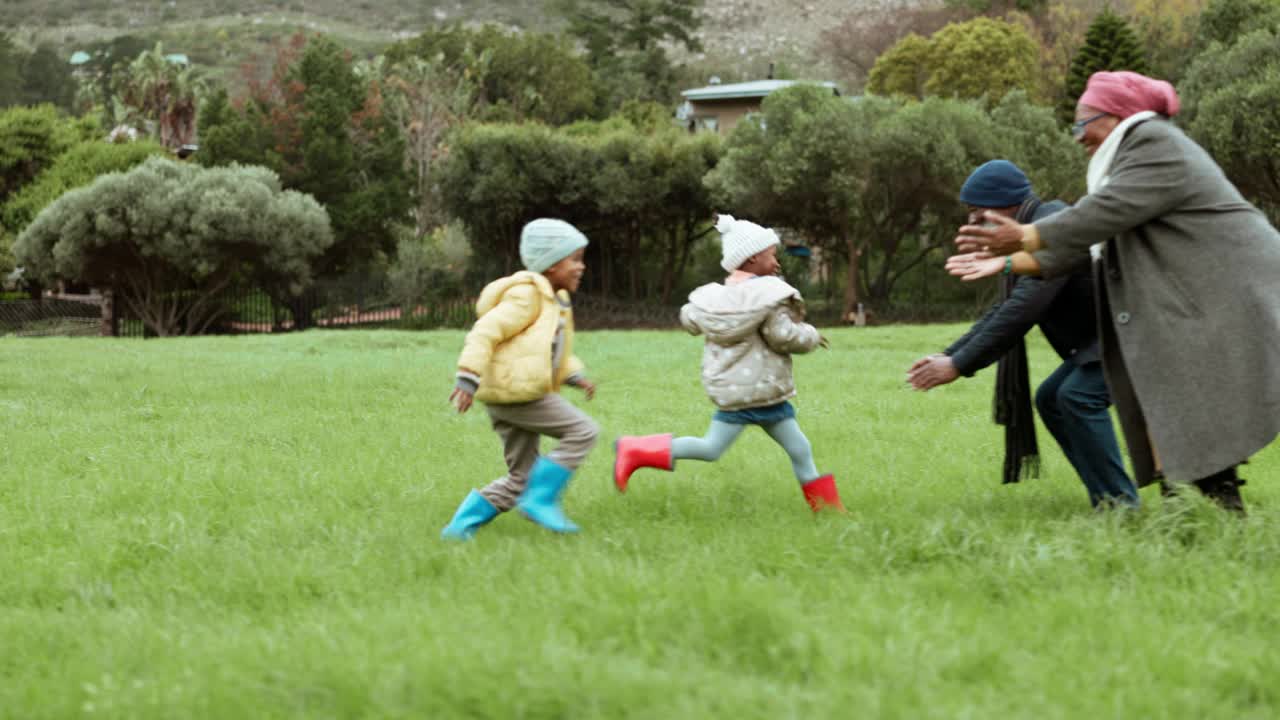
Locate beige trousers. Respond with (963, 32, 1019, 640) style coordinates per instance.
(479, 394, 600, 511)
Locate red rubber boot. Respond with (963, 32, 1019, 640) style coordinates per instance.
(801, 474, 846, 513)
(613, 434, 674, 493)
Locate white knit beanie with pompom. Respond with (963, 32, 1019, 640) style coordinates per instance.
(717, 214, 780, 272)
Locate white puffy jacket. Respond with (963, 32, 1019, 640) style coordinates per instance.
(680, 276, 822, 411)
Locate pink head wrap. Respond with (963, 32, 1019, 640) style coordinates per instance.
(1079, 71, 1180, 119)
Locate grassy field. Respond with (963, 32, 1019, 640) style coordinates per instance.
(1, 327, 1277, 718)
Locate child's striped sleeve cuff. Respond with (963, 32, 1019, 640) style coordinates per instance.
(455, 371, 480, 395)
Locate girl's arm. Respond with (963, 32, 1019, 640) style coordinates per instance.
(761, 304, 822, 354)
(680, 303, 702, 336)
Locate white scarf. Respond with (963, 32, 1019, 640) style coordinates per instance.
(1085, 110, 1158, 259)
(1086, 110, 1158, 193)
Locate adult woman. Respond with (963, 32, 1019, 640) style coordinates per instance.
(946, 71, 1280, 511)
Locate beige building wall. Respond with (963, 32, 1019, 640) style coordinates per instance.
(687, 99, 763, 135)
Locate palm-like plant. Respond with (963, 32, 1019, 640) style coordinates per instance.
(115, 43, 208, 149)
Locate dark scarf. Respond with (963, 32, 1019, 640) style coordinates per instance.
(994, 197, 1042, 484)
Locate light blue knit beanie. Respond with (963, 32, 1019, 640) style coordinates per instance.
(520, 218, 589, 273)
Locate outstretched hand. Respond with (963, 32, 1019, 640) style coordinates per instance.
(907, 355, 959, 391)
(575, 378, 597, 401)
(945, 252, 1005, 282)
(449, 387, 474, 414)
(908, 353, 942, 374)
(955, 212, 1024, 255)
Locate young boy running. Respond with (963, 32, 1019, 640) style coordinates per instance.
(441, 219, 600, 540)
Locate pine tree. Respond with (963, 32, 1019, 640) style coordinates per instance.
(1062, 9, 1152, 121)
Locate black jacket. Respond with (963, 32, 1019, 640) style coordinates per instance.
(946, 200, 1100, 377)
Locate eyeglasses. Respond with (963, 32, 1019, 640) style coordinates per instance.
(1071, 112, 1109, 139)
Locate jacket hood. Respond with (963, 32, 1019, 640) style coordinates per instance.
(475, 271, 557, 316)
(686, 276, 800, 345)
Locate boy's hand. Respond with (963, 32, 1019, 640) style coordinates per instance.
(818, 334, 831, 349)
(575, 379, 597, 401)
(449, 387, 474, 413)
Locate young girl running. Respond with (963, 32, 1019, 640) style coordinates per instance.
(612, 215, 844, 512)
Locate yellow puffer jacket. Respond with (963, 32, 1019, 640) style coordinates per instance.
(457, 271, 585, 404)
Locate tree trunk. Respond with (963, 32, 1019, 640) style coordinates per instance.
(601, 239, 612, 299)
(841, 232, 860, 322)
(100, 288, 117, 337)
(628, 228, 640, 301)
(282, 288, 315, 331)
(660, 229, 678, 305)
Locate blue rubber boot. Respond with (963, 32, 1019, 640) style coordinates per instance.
(441, 490, 500, 541)
(516, 457, 580, 534)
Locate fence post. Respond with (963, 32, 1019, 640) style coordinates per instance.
(100, 288, 118, 337)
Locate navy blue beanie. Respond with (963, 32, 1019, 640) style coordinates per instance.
(959, 160, 1032, 208)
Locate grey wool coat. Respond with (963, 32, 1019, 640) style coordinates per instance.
(1033, 119, 1280, 485)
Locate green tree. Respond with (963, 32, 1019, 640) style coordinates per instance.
(2, 137, 165, 240)
(14, 158, 332, 336)
(0, 105, 80, 204)
(925, 18, 1042, 101)
(387, 222, 471, 311)
(582, 122, 720, 301)
(867, 19, 1041, 102)
(557, 0, 706, 113)
(1, 137, 163, 286)
(73, 35, 153, 125)
(852, 98, 1006, 307)
(437, 123, 569, 278)
(707, 84, 882, 316)
(1193, 0, 1280, 49)
(384, 25, 594, 125)
(0, 33, 23, 108)
(194, 88, 271, 168)
(114, 43, 207, 149)
(708, 85, 1083, 315)
(819, 2, 969, 93)
(438, 117, 720, 301)
(986, 90, 1087, 202)
(1181, 28, 1280, 226)
(1129, 0, 1209, 83)
(19, 45, 77, 110)
(866, 34, 934, 98)
(0, 111, 119, 281)
(559, 0, 704, 60)
(198, 34, 412, 302)
(365, 52, 486, 237)
(1063, 9, 1151, 119)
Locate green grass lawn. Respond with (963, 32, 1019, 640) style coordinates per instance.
(1, 327, 1277, 719)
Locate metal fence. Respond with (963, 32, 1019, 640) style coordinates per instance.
(104, 283, 685, 336)
(2, 282, 984, 339)
(0, 297, 102, 337)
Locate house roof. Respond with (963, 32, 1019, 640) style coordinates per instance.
(682, 79, 839, 101)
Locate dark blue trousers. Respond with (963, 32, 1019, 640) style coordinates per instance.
(1035, 360, 1139, 507)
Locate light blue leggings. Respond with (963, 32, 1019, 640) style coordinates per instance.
(671, 418, 821, 483)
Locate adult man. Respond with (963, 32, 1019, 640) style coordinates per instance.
(910, 160, 1138, 508)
